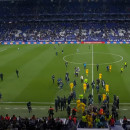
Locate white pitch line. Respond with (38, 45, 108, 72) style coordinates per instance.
(63, 52, 123, 65)
(0, 48, 7, 52)
(32, 108, 36, 109)
(40, 108, 46, 110)
(1, 102, 54, 104)
(22, 108, 27, 110)
(5, 108, 10, 109)
(92, 44, 94, 96)
(122, 109, 128, 111)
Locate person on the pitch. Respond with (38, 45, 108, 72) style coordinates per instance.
(27, 101, 32, 113)
(96, 64, 99, 71)
(65, 62, 68, 68)
(60, 98, 64, 111)
(106, 66, 109, 71)
(96, 78, 100, 86)
(87, 83, 89, 92)
(73, 80, 76, 87)
(83, 63, 86, 69)
(83, 83, 87, 93)
(99, 73, 102, 80)
(67, 105, 71, 117)
(0, 73, 3, 81)
(109, 65, 112, 72)
(121, 67, 123, 73)
(101, 79, 105, 90)
(91, 80, 95, 89)
(86, 69, 89, 77)
(105, 84, 109, 94)
(16, 69, 19, 78)
(124, 62, 127, 68)
(98, 94, 102, 104)
(52, 75, 55, 83)
(56, 51, 58, 56)
(55, 99, 58, 112)
(80, 75, 83, 83)
(96, 84, 99, 94)
(116, 96, 119, 109)
(62, 49, 64, 54)
(70, 82, 74, 92)
(84, 78, 88, 84)
(48, 106, 54, 118)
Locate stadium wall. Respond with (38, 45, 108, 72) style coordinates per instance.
(1, 41, 130, 45)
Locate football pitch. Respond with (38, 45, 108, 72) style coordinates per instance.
(0, 44, 130, 117)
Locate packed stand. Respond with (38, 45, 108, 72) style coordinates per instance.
(0, 114, 73, 130)
(0, 21, 130, 42)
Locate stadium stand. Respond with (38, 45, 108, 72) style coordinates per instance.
(0, 0, 129, 43)
(0, 21, 130, 42)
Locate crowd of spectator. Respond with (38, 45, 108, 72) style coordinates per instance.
(0, 114, 72, 130)
(0, 0, 129, 43)
(0, 113, 129, 130)
(0, 21, 130, 42)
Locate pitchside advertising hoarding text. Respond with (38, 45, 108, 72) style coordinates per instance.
(1, 41, 130, 45)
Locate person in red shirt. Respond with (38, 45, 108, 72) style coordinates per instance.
(11, 115, 17, 121)
(73, 116, 77, 124)
(109, 117, 115, 127)
(0, 115, 4, 121)
(69, 115, 72, 121)
(99, 108, 104, 115)
(5, 114, 10, 121)
(48, 106, 54, 118)
(72, 107, 77, 116)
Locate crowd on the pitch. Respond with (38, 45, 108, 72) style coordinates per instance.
(53, 93, 120, 129)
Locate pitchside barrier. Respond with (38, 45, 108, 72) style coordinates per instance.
(1, 41, 130, 45)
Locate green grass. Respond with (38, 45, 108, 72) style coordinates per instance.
(0, 44, 130, 117)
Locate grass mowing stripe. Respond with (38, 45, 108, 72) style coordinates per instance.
(13, 47, 57, 102)
(105, 45, 130, 102)
(0, 45, 56, 102)
(0, 45, 130, 103)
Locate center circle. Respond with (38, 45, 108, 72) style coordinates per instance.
(63, 52, 123, 65)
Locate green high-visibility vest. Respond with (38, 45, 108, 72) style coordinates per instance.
(79, 94, 83, 99)
(84, 79, 88, 83)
